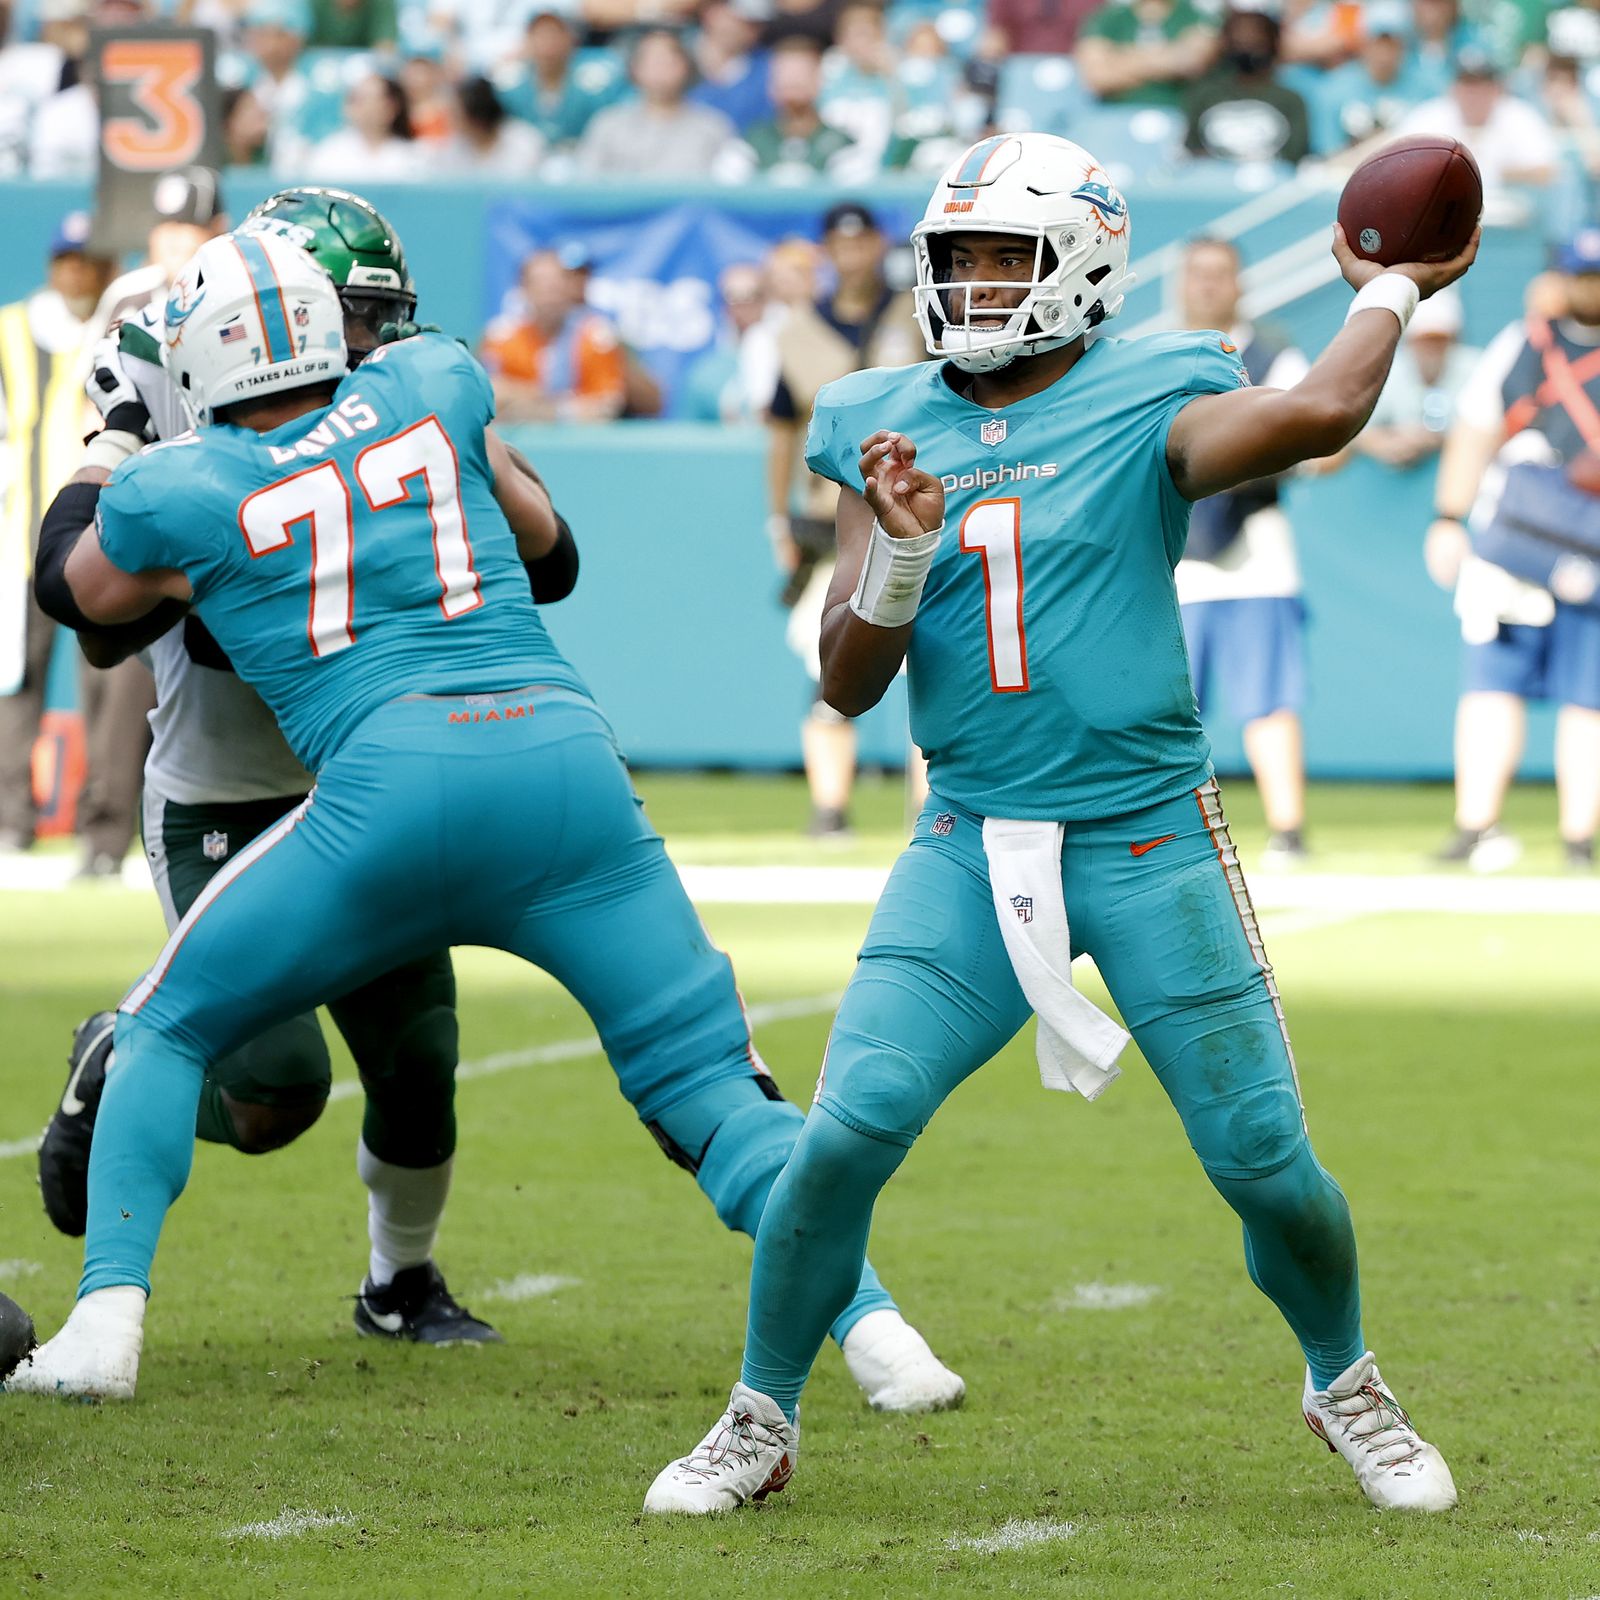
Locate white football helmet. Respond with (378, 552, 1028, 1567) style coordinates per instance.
(163, 229, 347, 425)
(912, 132, 1133, 374)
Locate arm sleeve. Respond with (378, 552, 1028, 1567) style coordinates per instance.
(524, 512, 579, 603)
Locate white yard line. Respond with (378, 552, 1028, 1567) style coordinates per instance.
(0, 1259, 43, 1281)
(947, 1518, 1079, 1553)
(1051, 1282, 1163, 1312)
(223, 1510, 353, 1540)
(477, 1274, 581, 1302)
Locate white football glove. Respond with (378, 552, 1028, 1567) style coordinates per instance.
(86, 331, 156, 442)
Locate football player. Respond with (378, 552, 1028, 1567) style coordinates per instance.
(645, 133, 1474, 1516)
(36, 189, 499, 1347)
(14, 222, 958, 1412)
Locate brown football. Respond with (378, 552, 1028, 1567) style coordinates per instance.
(1337, 136, 1483, 267)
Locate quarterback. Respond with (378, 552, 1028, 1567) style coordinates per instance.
(646, 133, 1474, 1516)
(10, 228, 957, 1411)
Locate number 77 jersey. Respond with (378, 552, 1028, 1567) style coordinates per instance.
(805, 330, 1252, 822)
(94, 334, 587, 773)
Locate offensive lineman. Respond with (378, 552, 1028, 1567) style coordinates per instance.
(12, 227, 958, 1411)
(645, 133, 1472, 1516)
(36, 189, 499, 1345)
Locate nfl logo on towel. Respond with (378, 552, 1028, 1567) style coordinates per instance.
(1010, 894, 1033, 924)
(980, 418, 1007, 447)
(202, 831, 229, 862)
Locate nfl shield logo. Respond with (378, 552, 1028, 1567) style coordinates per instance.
(202, 831, 229, 862)
(979, 418, 1007, 448)
(1010, 894, 1033, 924)
(932, 812, 956, 837)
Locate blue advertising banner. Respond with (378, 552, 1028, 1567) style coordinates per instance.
(483, 197, 924, 416)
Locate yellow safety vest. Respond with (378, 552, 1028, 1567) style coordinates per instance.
(0, 298, 89, 578)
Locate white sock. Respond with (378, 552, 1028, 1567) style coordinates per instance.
(356, 1138, 453, 1289)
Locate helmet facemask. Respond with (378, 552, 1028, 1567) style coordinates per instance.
(339, 286, 419, 364)
(913, 223, 1122, 374)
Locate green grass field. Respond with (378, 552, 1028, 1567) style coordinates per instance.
(1, 777, 1597, 1599)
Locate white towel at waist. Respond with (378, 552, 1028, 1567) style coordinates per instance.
(981, 816, 1130, 1100)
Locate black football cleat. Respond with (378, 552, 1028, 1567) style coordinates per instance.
(38, 1011, 118, 1237)
(0, 1291, 36, 1382)
(353, 1262, 503, 1346)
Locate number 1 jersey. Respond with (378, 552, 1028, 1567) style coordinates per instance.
(805, 331, 1251, 821)
(95, 334, 587, 773)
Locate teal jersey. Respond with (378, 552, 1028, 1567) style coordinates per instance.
(806, 332, 1250, 821)
(96, 334, 587, 773)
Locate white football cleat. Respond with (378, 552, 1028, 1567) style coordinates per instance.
(2, 1286, 146, 1401)
(1303, 1352, 1457, 1511)
(644, 1382, 798, 1514)
(841, 1308, 966, 1412)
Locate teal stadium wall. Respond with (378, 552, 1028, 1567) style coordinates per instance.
(0, 176, 1558, 777)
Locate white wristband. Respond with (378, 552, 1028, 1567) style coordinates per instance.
(1345, 274, 1420, 332)
(849, 519, 943, 628)
(81, 429, 143, 473)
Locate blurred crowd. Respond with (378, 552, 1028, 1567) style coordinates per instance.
(3, 0, 1600, 194)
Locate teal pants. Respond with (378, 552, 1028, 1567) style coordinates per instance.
(82, 689, 894, 1341)
(743, 779, 1364, 1413)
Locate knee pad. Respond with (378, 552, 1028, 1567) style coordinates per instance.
(222, 1092, 326, 1155)
(1190, 1079, 1307, 1181)
(813, 1026, 940, 1149)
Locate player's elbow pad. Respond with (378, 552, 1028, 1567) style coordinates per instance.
(524, 512, 578, 604)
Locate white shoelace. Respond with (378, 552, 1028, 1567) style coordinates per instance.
(1326, 1382, 1423, 1468)
(677, 1407, 784, 1483)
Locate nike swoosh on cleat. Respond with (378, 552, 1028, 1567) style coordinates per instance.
(362, 1306, 405, 1334)
(60, 1020, 116, 1117)
(1129, 834, 1178, 858)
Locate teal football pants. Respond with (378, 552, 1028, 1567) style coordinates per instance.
(742, 780, 1364, 1414)
(82, 689, 894, 1342)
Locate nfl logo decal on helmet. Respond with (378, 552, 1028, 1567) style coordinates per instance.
(980, 418, 1007, 447)
(912, 132, 1134, 375)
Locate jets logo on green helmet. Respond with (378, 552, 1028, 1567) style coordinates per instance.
(240, 187, 417, 357)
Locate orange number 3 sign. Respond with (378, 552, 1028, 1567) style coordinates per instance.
(101, 39, 206, 170)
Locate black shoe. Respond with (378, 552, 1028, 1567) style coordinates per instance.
(38, 1011, 118, 1237)
(1563, 837, 1595, 873)
(353, 1262, 503, 1345)
(806, 806, 852, 842)
(0, 1290, 36, 1383)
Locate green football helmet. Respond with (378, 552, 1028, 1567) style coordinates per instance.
(241, 186, 417, 361)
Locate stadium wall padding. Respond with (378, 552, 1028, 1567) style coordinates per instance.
(5, 176, 1557, 779)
